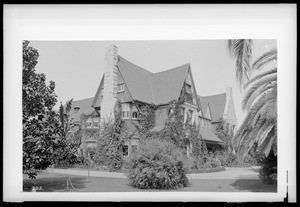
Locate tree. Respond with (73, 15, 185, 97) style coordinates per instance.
(215, 118, 235, 154)
(227, 39, 253, 86)
(235, 49, 277, 158)
(227, 39, 277, 158)
(59, 99, 73, 139)
(23, 40, 60, 179)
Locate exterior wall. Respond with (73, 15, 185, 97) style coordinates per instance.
(100, 45, 119, 126)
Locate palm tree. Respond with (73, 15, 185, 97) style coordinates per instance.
(227, 39, 277, 158)
(236, 49, 277, 158)
(227, 39, 253, 86)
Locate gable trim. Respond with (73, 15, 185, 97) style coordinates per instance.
(187, 65, 202, 112)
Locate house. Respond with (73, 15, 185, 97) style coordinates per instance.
(68, 45, 237, 157)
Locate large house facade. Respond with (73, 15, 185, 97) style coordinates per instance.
(68, 45, 237, 157)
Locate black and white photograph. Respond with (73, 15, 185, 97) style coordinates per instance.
(3, 4, 296, 202)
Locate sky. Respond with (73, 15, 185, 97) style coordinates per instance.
(29, 40, 277, 128)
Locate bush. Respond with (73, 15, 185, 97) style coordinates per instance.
(258, 150, 277, 184)
(126, 138, 189, 190)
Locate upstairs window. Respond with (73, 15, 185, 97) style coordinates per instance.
(93, 118, 99, 128)
(118, 84, 125, 92)
(131, 105, 138, 120)
(122, 111, 130, 119)
(74, 107, 80, 114)
(121, 103, 130, 119)
(185, 83, 192, 94)
(86, 122, 92, 128)
(132, 111, 138, 119)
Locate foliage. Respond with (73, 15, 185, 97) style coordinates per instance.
(227, 39, 253, 86)
(59, 99, 73, 139)
(126, 138, 189, 189)
(52, 138, 81, 168)
(235, 49, 277, 158)
(257, 149, 277, 184)
(23, 40, 60, 179)
(93, 101, 130, 172)
(215, 118, 235, 153)
(158, 99, 192, 151)
(134, 104, 156, 139)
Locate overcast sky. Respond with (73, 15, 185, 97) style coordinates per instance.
(29, 40, 276, 127)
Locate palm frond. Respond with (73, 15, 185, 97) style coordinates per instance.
(243, 68, 277, 89)
(242, 75, 277, 110)
(227, 39, 253, 86)
(252, 49, 277, 71)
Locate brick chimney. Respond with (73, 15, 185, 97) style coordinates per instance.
(100, 45, 119, 127)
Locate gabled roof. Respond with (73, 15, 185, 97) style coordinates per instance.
(150, 64, 189, 105)
(198, 93, 226, 122)
(199, 127, 223, 143)
(117, 56, 153, 104)
(68, 97, 95, 123)
(117, 56, 190, 105)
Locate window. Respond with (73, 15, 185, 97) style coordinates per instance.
(122, 111, 129, 119)
(189, 110, 193, 123)
(122, 103, 130, 119)
(93, 119, 99, 128)
(185, 84, 192, 93)
(86, 122, 92, 128)
(118, 84, 125, 92)
(131, 145, 138, 154)
(122, 145, 129, 156)
(181, 107, 185, 117)
(74, 107, 80, 114)
(132, 111, 138, 119)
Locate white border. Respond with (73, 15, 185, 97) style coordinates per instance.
(3, 4, 296, 202)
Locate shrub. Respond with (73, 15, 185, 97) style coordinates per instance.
(126, 138, 189, 190)
(258, 150, 277, 184)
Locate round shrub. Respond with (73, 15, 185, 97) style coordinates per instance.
(126, 138, 189, 190)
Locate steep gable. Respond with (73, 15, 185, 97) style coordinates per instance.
(150, 64, 189, 105)
(199, 93, 226, 122)
(117, 56, 153, 104)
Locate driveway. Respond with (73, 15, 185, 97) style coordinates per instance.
(45, 166, 261, 180)
(25, 166, 276, 192)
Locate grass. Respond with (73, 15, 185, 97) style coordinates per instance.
(23, 171, 277, 192)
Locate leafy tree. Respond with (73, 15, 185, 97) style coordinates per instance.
(59, 99, 73, 139)
(22, 40, 60, 178)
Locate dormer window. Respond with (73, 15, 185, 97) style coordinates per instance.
(74, 107, 80, 114)
(118, 84, 125, 93)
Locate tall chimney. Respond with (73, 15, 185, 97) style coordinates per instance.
(100, 45, 119, 127)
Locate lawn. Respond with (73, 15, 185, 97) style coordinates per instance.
(23, 171, 277, 192)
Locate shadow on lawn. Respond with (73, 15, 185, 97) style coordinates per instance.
(23, 175, 89, 192)
(230, 179, 277, 192)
